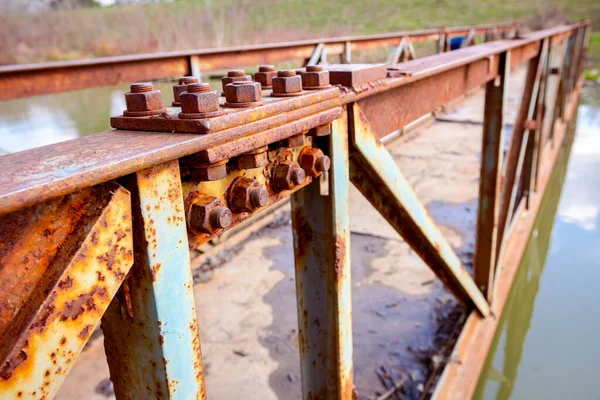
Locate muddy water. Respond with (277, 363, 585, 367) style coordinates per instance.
(474, 86, 600, 400)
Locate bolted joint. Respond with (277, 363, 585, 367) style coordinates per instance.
(224, 82, 264, 108)
(273, 161, 306, 191)
(221, 69, 252, 94)
(254, 65, 277, 90)
(188, 194, 233, 235)
(302, 65, 331, 90)
(124, 82, 165, 117)
(237, 146, 270, 169)
(172, 76, 199, 106)
(228, 177, 269, 213)
(271, 70, 304, 97)
(179, 82, 225, 119)
(299, 147, 331, 177)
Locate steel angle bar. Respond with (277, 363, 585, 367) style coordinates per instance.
(291, 110, 353, 400)
(474, 50, 511, 302)
(348, 103, 490, 316)
(0, 183, 133, 399)
(101, 160, 207, 399)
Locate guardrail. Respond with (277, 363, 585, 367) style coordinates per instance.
(0, 20, 590, 400)
(0, 22, 518, 101)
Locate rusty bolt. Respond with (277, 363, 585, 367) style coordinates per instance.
(224, 82, 263, 108)
(228, 177, 269, 213)
(172, 76, 199, 106)
(124, 82, 165, 117)
(222, 69, 252, 93)
(302, 65, 331, 90)
(179, 82, 224, 119)
(254, 65, 277, 90)
(308, 124, 331, 137)
(237, 146, 269, 169)
(299, 147, 331, 177)
(273, 161, 306, 191)
(189, 159, 228, 182)
(271, 70, 304, 97)
(188, 194, 233, 235)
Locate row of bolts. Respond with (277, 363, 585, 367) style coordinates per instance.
(123, 64, 331, 118)
(122, 65, 332, 235)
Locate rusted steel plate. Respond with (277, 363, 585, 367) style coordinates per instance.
(0, 182, 133, 399)
(433, 75, 585, 400)
(110, 88, 340, 133)
(0, 23, 517, 101)
(474, 51, 510, 301)
(291, 111, 354, 399)
(325, 64, 387, 86)
(349, 103, 490, 316)
(101, 160, 207, 399)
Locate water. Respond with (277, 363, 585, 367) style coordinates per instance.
(1, 81, 599, 398)
(475, 86, 600, 400)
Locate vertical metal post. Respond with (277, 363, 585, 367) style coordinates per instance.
(291, 112, 354, 400)
(102, 160, 207, 400)
(474, 51, 510, 301)
(342, 41, 352, 64)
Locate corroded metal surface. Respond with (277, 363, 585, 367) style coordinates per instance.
(101, 161, 206, 399)
(291, 111, 354, 399)
(0, 183, 133, 399)
(0, 23, 518, 101)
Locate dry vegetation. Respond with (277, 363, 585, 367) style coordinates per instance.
(0, 0, 598, 66)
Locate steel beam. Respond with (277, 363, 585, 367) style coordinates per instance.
(291, 112, 353, 400)
(474, 50, 510, 301)
(101, 160, 207, 399)
(0, 183, 133, 399)
(348, 103, 490, 316)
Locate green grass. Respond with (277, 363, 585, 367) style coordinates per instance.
(2, 0, 599, 66)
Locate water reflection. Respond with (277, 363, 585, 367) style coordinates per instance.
(475, 90, 600, 400)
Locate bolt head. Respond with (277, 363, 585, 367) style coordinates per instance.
(272, 75, 302, 94)
(302, 69, 330, 89)
(229, 177, 269, 213)
(190, 161, 228, 182)
(299, 148, 330, 177)
(188, 195, 232, 234)
(125, 89, 163, 113)
(222, 73, 252, 92)
(180, 90, 220, 114)
(280, 134, 305, 148)
(224, 82, 262, 104)
(255, 68, 278, 89)
(237, 151, 269, 169)
(274, 162, 306, 191)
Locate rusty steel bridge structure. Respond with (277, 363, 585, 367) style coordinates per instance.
(0, 19, 591, 400)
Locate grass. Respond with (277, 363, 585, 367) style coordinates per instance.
(1, 0, 599, 68)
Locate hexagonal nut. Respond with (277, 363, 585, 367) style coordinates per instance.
(273, 162, 306, 191)
(221, 71, 252, 92)
(228, 177, 269, 213)
(272, 75, 302, 94)
(125, 89, 163, 113)
(188, 195, 233, 235)
(237, 151, 269, 169)
(180, 90, 220, 114)
(299, 148, 331, 177)
(303, 69, 330, 89)
(224, 82, 262, 104)
(189, 160, 228, 182)
(255, 65, 277, 89)
(173, 76, 199, 104)
(280, 134, 305, 148)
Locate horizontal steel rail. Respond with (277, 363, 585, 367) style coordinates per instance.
(0, 22, 518, 101)
(0, 20, 590, 400)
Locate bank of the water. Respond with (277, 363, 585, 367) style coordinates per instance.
(474, 87, 600, 400)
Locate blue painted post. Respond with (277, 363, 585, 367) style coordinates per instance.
(291, 113, 354, 400)
(102, 160, 207, 399)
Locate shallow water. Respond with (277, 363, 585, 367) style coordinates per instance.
(474, 86, 600, 400)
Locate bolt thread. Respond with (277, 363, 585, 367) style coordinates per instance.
(292, 168, 306, 185)
(228, 70, 246, 77)
(316, 155, 331, 172)
(187, 82, 212, 93)
(259, 65, 276, 72)
(277, 70, 296, 77)
(210, 208, 232, 229)
(179, 76, 199, 85)
(130, 82, 153, 93)
(306, 65, 323, 72)
(250, 188, 269, 209)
